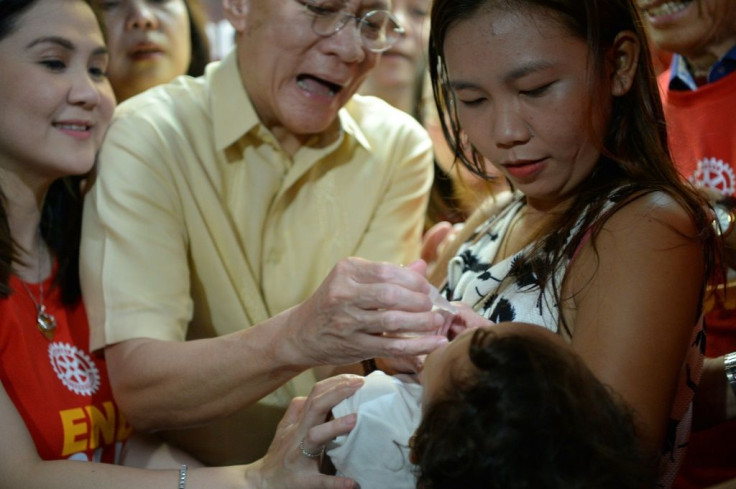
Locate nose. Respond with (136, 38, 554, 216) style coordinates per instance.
(125, 0, 159, 30)
(326, 18, 367, 63)
(492, 101, 531, 148)
(68, 70, 102, 110)
(393, 10, 410, 38)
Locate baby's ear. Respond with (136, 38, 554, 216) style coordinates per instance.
(607, 30, 640, 97)
(409, 435, 420, 465)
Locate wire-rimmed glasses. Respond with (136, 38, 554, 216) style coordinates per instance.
(297, 0, 405, 53)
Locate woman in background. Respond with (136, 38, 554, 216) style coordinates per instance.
(357, 0, 509, 277)
(97, 0, 209, 102)
(358, 0, 429, 118)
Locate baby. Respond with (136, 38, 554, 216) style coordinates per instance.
(327, 323, 657, 489)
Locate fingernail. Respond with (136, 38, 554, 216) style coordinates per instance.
(429, 285, 458, 314)
(340, 479, 359, 489)
(344, 375, 365, 386)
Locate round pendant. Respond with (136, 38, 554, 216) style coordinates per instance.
(37, 307, 56, 340)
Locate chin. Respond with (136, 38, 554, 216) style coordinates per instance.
(63, 154, 97, 175)
(375, 66, 413, 85)
(289, 110, 340, 136)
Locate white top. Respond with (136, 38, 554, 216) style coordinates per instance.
(328, 371, 422, 489)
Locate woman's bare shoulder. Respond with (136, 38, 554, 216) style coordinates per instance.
(601, 189, 699, 239)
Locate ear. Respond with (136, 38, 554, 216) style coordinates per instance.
(222, 0, 249, 32)
(606, 30, 640, 97)
(408, 435, 419, 465)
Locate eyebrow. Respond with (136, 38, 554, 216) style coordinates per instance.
(449, 60, 555, 91)
(503, 60, 555, 83)
(26, 36, 108, 56)
(362, 0, 389, 11)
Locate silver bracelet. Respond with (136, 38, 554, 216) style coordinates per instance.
(724, 352, 736, 397)
(178, 464, 188, 489)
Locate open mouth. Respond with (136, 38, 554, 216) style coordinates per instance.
(297, 74, 343, 98)
(53, 122, 91, 132)
(642, 0, 692, 18)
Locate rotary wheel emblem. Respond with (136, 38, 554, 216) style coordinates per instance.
(691, 158, 735, 196)
(48, 343, 101, 396)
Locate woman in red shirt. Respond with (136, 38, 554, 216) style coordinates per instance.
(0, 1, 360, 487)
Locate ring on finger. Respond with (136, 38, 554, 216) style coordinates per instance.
(299, 437, 324, 459)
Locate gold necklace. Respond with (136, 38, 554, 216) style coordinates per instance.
(19, 240, 56, 341)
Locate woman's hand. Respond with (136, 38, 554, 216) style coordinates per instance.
(421, 221, 454, 264)
(421, 221, 462, 277)
(252, 375, 365, 489)
(285, 257, 449, 368)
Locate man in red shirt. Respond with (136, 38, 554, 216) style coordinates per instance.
(638, 1, 736, 487)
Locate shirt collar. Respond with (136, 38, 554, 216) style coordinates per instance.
(211, 50, 260, 151)
(668, 44, 736, 91)
(337, 95, 373, 152)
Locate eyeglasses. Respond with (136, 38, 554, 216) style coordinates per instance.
(297, 0, 405, 53)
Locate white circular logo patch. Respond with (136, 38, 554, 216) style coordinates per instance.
(691, 157, 735, 197)
(48, 342, 101, 396)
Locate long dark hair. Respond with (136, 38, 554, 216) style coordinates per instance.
(428, 0, 716, 334)
(184, 0, 210, 77)
(412, 329, 659, 488)
(0, 0, 102, 304)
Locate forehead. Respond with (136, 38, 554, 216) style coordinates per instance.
(443, 8, 586, 80)
(446, 7, 569, 49)
(7, 0, 103, 45)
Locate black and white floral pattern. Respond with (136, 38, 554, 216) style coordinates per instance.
(444, 196, 585, 330)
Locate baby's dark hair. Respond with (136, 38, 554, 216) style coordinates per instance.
(412, 328, 658, 489)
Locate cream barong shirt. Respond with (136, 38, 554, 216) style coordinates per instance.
(80, 51, 433, 464)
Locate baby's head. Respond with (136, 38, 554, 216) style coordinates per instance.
(414, 323, 657, 489)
